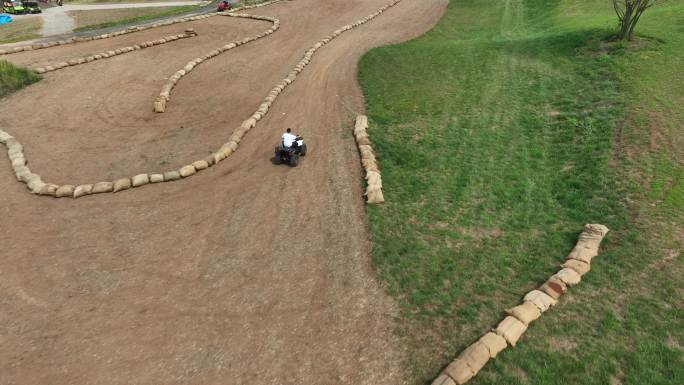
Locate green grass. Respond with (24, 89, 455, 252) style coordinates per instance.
(359, 0, 683, 384)
(0, 60, 40, 99)
(0, 17, 42, 44)
(72, 5, 200, 32)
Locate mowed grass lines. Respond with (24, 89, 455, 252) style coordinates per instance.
(359, 0, 683, 384)
(0, 60, 40, 99)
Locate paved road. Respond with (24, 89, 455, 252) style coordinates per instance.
(27, 2, 206, 36)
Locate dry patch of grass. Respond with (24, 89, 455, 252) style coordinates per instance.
(69, 5, 197, 32)
(69, 8, 169, 29)
(0, 17, 42, 45)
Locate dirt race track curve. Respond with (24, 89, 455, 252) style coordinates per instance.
(0, 1, 447, 384)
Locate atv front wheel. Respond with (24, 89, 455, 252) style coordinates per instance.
(300, 144, 307, 156)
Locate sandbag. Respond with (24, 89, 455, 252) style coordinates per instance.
(179, 165, 196, 177)
(553, 267, 581, 286)
(8, 145, 23, 157)
(92, 181, 113, 193)
(163, 170, 181, 181)
(213, 151, 227, 163)
(362, 157, 378, 170)
(457, 341, 490, 373)
(356, 136, 372, 146)
(355, 115, 368, 130)
(73, 184, 93, 198)
(367, 179, 382, 190)
(478, 332, 507, 358)
(358, 144, 374, 155)
(55, 185, 75, 198)
(506, 301, 541, 325)
(0, 130, 13, 143)
(523, 289, 557, 312)
(154, 99, 166, 113)
(539, 276, 567, 300)
(366, 188, 384, 204)
(11, 156, 26, 168)
(431, 374, 456, 385)
(444, 359, 475, 385)
(14, 166, 31, 182)
(354, 128, 368, 141)
(241, 118, 257, 130)
(495, 316, 528, 346)
(561, 259, 590, 276)
(38, 183, 59, 197)
(366, 171, 382, 186)
(7, 146, 22, 160)
(131, 174, 149, 187)
(221, 147, 233, 158)
(27, 178, 46, 194)
(113, 178, 131, 193)
(149, 174, 164, 183)
(225, 141, 239, 151)
(566, 224, 610, 263)
(192, 160, 209, 170)
(23, 172, 40, 184)
(229, 131, 245, 144)
(365, 161, 380, 173)
(359, 148, 376, 161)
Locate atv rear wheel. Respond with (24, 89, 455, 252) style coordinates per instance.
(289, 153, 299, 167)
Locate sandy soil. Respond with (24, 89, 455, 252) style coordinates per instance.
(0, 1, 447, 384)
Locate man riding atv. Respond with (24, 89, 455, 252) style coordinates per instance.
(274, 128, 307, 167)
(217, 0, 232, 12)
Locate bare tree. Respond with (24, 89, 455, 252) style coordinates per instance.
(612, 0, 667, 41)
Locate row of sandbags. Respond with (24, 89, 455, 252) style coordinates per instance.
(1, 127, 223, 197)
(0, 13, 218, 57)
(154, 13, 280, 113)
(205, 0, 405, 170)
(0, 0, 289, 58)
(354, 116, 384, 204)
(433, 224, 610, 385)
(34, 29, 198, 75)
(0, 0, 405, 199)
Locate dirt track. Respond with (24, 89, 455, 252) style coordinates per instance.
(0, 1, 447, 384)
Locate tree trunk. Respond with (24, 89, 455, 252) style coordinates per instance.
(613, 0, 661, 41)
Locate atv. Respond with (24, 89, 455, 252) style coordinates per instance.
(217, 0, 232, 12)
(2, 0, 26, 14)
(274, 137, 307, 167)
(21, 1, 41, 13)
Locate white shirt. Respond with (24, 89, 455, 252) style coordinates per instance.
(282, 132, 298, 147)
